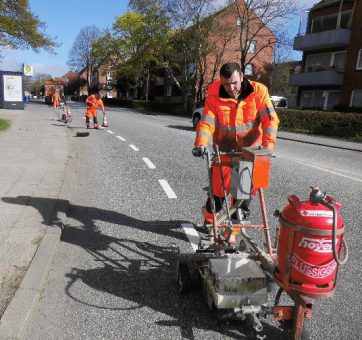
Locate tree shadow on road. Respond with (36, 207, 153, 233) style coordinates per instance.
(2, 195, 287, 339)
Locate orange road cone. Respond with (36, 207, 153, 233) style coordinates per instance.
(101, 114, 108, 127)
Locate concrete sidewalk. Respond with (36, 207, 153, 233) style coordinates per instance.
(0, 104, 360, 339)
(0, 104, 75, 339)
(277, 130, 362, 152)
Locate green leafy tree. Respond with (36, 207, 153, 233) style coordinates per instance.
(131, 0, 216, 110)
(93, 5, 171, 101)
(0, 0, 57, 54)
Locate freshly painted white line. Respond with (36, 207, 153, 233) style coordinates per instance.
(116, 135, 126, 141)
(181, 223, 200, 252)
(159, 179, 177, 198)
(129, 144, 139, 151)
(286, 156, 361, 177)
(99, 126, 104, 129)
(143, 157, 156, 169)
(107, 130, 114, 134)
(293, 159, 362, 183)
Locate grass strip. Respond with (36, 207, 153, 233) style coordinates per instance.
(0, 119, 11, 131)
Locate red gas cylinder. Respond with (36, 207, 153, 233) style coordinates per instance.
(275, 190, 345, 298)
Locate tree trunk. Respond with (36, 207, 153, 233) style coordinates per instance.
(145, 67, 150, 102)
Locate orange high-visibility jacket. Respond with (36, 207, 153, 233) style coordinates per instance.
(195, 78, 279, 151)
(52, 93, 60, 103)
(85, 95, 105, 115)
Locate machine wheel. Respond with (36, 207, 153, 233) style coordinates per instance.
(177, 261, 202, 294)
(177, 262, 193, 294)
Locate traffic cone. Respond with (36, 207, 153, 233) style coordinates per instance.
(101, 114, 108, 127)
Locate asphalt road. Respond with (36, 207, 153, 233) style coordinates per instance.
(23, 102, 362, 340)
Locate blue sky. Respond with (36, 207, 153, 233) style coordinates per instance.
(0, 0, 317, 77)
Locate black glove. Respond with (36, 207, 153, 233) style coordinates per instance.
(192, 146, 207, 157)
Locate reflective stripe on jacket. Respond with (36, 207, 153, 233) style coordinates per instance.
(195, 78, 279, 151)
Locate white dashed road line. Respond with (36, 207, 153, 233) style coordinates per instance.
(107, 130, 114, 134)
(116, 135, 126, 141)
(158, 179, 177, 198)
(181, 223, 200, 252)
(292, 159, 362, 183)
(142, 157, 156, 169)
(129, 144, 139, 151)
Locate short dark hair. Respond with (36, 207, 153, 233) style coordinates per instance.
(220, 62, 241, 78)
(90, 86, 99, 95)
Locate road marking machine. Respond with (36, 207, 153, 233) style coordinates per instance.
(177, 145, 348, 339)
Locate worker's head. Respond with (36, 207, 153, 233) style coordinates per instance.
(90, 86, 100, 97)
(220, 62, 243, 99)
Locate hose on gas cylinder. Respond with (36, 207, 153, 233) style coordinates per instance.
(310, 187, 348, 266)
(325, 201, 348, 266)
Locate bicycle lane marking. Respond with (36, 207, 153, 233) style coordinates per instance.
(158, 179, 177, 198)
(129, 144, 139, 151)
(143, 158, 156, 169)
(112, 132, 179, 200)
(181, 223, 200, 252)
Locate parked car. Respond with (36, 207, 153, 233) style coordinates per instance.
(192, 96, 287, 129)
(192, 106, 203, 128)
(270, 95, 288, 108)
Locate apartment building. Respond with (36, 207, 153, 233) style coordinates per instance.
(289, 0, 362, 110)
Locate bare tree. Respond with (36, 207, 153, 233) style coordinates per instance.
(67, 26, 102, 89)
(195, 17, 238, 102)
(226, 0, 300, 77)
(270, 29, 295, 94)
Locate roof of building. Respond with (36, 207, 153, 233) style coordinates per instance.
(310, 0, 355, 12)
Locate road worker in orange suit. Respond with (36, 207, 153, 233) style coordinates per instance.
(85, 87, 105, 129)
(52, 91, 60, 109)
(192, 62, 279, 224)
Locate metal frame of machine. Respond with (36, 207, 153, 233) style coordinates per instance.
(177, 145, 348, 340)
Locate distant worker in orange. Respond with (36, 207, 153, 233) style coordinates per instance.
(52, 91, 61, 109)
(85, 87, 105, 129)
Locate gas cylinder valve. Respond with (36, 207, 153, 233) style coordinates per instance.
(309, 186, 327, 204)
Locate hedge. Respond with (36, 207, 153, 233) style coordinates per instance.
(276, 108, 362, 141)
(77, 97, 362, 141)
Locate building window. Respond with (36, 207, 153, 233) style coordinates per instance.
(357, 49, 362, 70)
(305, 51, 346, 72)
(244, 64, 253, 76)
(350, 90, 362, 107)
(311, 10, 352, 33)
(324, 90, 340, 110)
(301, 90, 324, 109)
(166, 85, 172, 97)
(247, 40, 256, 54)
(236, 17, 242, 26)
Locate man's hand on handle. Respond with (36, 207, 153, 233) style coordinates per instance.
(192, 146, 207, 158)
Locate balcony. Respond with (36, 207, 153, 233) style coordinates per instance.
(289, 69, 344, 87)
(294, 29, 351, 51)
